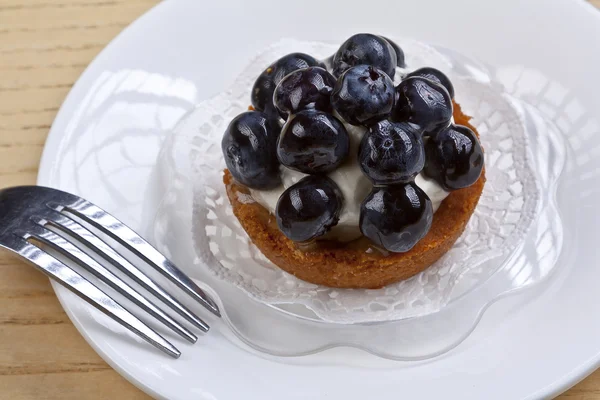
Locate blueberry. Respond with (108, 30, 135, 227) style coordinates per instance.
(252, 74, 280, 119)
(405, 67, 454, 99)
(391, 76, 453, 136)
(251, 53, 323, 117)
(277, 110, 349, 174)
(380, 36, 406, 68)
(360, 183, 433, 253)
(276, 175, 343, 242)
(221, 111, 281, 190)
(332, 33, 397, 79)
(359, 120, 425, 184)
(423, 124, 484, 191)
(331, 65, 395, 126)
(273, 67, 336, 115)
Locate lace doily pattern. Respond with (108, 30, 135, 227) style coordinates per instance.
(158, 39, 540, 323)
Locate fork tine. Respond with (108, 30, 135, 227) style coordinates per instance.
(41, 212, 210, 332)
(58, 199, 221, 317)
(11, 239, 181, 358)
(28, 221, 200, 342)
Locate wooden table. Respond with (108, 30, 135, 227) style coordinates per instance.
(0, 1, 599, 399)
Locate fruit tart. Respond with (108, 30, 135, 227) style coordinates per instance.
(221, 34, 485, 289)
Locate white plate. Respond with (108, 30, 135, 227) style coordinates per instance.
(38, 0, 600, 398)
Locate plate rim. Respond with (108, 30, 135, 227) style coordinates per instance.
(36, 1, 178, 398)
(36, 0, 600, 398)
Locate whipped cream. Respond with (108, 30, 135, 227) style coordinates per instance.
(250, 66, 450, 242)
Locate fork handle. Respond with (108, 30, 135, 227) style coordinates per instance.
(9, 240, 181, 358)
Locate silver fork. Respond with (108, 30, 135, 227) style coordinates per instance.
(0, 186, 220, 358)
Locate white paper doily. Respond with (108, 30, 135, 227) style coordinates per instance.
(155, 38, 539, 323)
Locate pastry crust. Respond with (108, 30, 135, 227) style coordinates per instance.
(223, 102, 485, 289)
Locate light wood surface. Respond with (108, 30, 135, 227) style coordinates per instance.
(0, 1, 599, 399)
(0, 1, 160, 398)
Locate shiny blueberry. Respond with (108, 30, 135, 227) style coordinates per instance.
(391, 76, 453, 136)
(221, 111, 281, 190)
(359, 120, 425, 184)
(423, 124, 484, 191)
(380, 36, 406, 68)
(405, 67, 454, 99)
(273, 67, 336, 115)
(277, 110, 349, 174)
(331, 65, 395, 126)
(332, 33, 397, 79)
(251, 53, 323, 117)
(276, 175, 343, 242)
(360, 183, 433, 253)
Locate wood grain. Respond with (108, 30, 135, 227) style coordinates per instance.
(0, 0, 158, 398)
(0, 0, 598, 399)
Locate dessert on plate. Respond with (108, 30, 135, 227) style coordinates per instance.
(221, 34, 485, 289)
